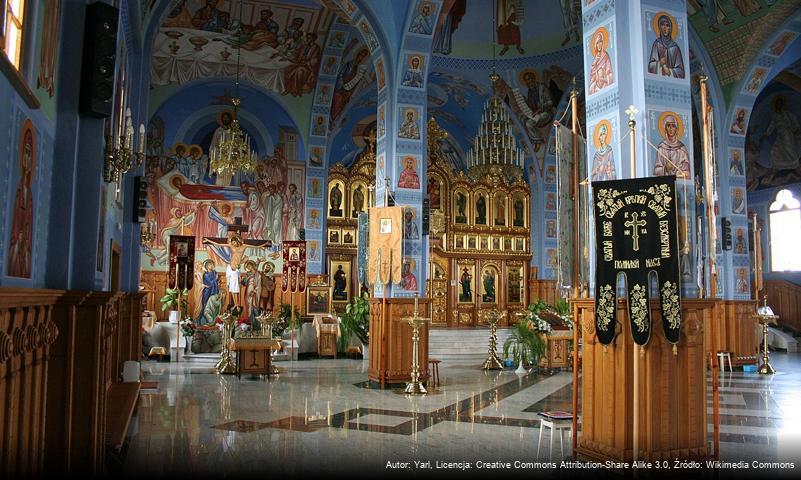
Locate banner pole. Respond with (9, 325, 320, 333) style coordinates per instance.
(176, 288, 182, 364)
(700, 76, 717, 298)
(290, 285, 295, 361)
(570, 81, 581, 298)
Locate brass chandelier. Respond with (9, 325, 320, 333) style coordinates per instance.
(104, 108, 145, 185)
(209, 0, 257, 177)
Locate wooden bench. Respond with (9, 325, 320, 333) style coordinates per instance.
(105, 382, 141, 450)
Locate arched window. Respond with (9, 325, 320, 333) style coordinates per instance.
(2, 0, 27, 69)
(769, 189, 801, 272)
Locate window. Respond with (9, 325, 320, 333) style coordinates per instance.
(769, 189, 801, 272)
(2, 0, 26, 69)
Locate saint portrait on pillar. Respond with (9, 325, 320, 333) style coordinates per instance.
(647, 12, 685, 79)
(653, 111, 690, 179)
(398, 155, 421, 189)
(401, 54, 425, 89)
(398, 107, 421, 140)
(588, 26, 614, 95)
(590, 119, 616, 181)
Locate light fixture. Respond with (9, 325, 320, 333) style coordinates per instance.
(104, 107, 145, 185)
(209, 0, 258, 177)
(464, 1, 523, 182)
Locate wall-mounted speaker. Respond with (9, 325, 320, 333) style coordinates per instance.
(79, 2, 119, 117)
(133, 176, 148, 223)
(722, 217, 732, 251)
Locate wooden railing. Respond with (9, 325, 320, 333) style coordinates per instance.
(0, 288, 143, 477)
(763, 279, 801, 333)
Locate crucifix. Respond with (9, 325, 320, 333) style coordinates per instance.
(203, 217, 272, 308)
(624, 212, 648, 251)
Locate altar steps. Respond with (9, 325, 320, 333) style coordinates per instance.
(429, 328, 515, 366)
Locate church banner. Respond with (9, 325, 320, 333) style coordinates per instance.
(282, 241, 306, 293)
(168, 235, 195, 290)
(555, 124, 589, 290)
(368, 206, 403, 286)
(592, 176, 682, 346)
(357, 212, 370, 288)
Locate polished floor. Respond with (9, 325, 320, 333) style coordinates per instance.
(120, 353, 801, 478)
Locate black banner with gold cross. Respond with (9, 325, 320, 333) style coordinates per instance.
(592, 176, 682, 346)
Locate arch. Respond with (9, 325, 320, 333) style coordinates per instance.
(715, 10, 801, 299)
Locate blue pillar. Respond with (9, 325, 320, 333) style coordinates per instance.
(582, 0, 698, 297)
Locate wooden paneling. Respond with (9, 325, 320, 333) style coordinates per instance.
(763, 280, 801, 333)
(0, 289, 61, 477)
(704, 300, 759, 365)
(140, 270, 306, 320)
(574, 298, 711, 462)
(528, 277, 559, 306)
(368, 298, 430, 386)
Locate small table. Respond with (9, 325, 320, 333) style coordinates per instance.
(229, 337, 282, 379)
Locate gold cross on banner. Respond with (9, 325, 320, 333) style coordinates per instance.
(624, 212, 648, 251)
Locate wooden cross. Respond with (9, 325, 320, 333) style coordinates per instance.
(624, 212, 647, 252)
(203, 217, 272, 269)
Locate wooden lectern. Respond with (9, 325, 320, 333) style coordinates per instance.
(367, 297, 430, 386)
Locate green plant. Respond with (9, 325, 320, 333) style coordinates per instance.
(503, 320, 546, 365)
(159, 288, 188, 312)
(275, 303, 301, 336)
(339, 293, 370, 351)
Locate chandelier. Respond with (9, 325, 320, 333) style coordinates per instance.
(209, 0, 258, 177)
(104, 107, 145, 185)
(465, 1, 523, 182)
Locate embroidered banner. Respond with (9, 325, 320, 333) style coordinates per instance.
(168, 235, 195, 290)
(592, 176, 682, 346)
(357, 212, 369, 287)
(282, 241, 307, 292)
(368, 206, 403, 286)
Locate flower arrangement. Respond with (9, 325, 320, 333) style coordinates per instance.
(180, 318, 196, 338)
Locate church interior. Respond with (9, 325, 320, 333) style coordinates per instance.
(2, 0, 801, 477)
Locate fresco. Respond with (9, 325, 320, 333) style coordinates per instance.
(7, 119, 36, 279)
(431, 0, 581, 58)
(150, 0, 334, 96)
(745, 80, 801, 191)
(141, 83, 306, 282)
(329, 35, 375, 127)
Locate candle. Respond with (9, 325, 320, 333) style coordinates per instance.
(414, 293, 419, 314)
(139, 123, 145, 153)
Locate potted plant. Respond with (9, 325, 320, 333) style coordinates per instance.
(339, 293, 370, 356)
(503, 318, 547, 374)
(159, 288, 188, 323)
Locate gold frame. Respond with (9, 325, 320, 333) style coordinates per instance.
(492, 191, 508, 227)
(342, 227, 356, 246)
(479, 262, 500, 305)
(306, 284, 331, 315)
(329, 257, 352, 305)
(455, 234, 465, 249)
(350, 181, 368, 218)
(327, 179, 347, 219)
(491, 236, 501, 251)
(467, 235, 477, 250)
(511, 194, 527, 228)
(506, 262, 525, 306)
(474, 190, 489, 226)
(328, 227, 342, 245)
(452, 188, 470, 225)
(456, 261, 475, 304)
(503, 237, 512, 251)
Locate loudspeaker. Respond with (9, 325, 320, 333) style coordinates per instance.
(422, 197, 430, 236)
(722, 217, 732, 251)
(133, 176, 148, 223)
(79, 2, 119, 117)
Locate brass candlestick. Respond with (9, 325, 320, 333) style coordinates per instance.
(255, 310, 280, 374)
(216, 308, 239, 374)
(482, 309, 505, 370)
(402, 294, 430, 395)
(754, 296, 778, 375)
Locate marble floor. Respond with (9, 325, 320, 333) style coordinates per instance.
(119, 352, 801, 478)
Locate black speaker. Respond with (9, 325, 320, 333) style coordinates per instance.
(133, 176, 148, 223)
(79, 2, 119, 117)
(722, 217, 732, 251)
(422, 197, 430, 236)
